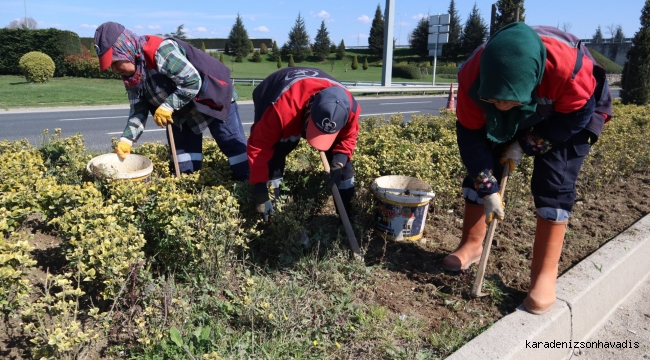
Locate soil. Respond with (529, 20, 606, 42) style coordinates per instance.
(2, 172, 649, 359)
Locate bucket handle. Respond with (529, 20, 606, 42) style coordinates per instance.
(374, 187, 435, 198)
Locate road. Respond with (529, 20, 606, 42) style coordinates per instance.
(0, 96, 449, 152)
(0, 88, 621, 153)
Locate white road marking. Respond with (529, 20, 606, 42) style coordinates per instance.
(359, 111, 420, 117)
(380, 101, 432, 105)
(106, 129, 167, 135)
(59, 116, 124, 121)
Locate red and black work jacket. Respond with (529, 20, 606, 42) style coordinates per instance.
(247, 67, 360, 185)
(456, 25, 613, 197)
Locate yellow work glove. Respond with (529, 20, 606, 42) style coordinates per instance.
(114, 140, 132, 160)
(153, 103, 174, 127)
(483, 192, 505, 224)
(499, 140, 524, 172)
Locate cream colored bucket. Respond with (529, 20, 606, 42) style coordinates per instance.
(371, 175, 435, 241)
(86, 153, 153, 183)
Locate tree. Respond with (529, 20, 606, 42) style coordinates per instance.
(593, 26, 604, 43)
(249, 40, 255, 53)
(201, 42, 206, 52)
(282, 13, 311, 62)
(443, 0, 463, 59)
(336, 39, 346, 60)
(252, 50, 262, 62)
(330, 44, 337, 53)
(268, 40, 280, 61)
(351, 55, 359, 70)
(313, 20, 332, 61)
(260, 43, 269, 54)
(228, 14, 251, 62)
(288, 54, 295, 67)
(7, 17, 38, 29)
(277, 56, 282, 69)
(606, 23, 618, 40)
(224, 42, 230, 54)
(368, 4, 385, 56)
(165, 24, 188, 39)
(561, 22, 572, 33)
(410, 16, 430, 57)
(461, 3, 488, 55)
(90, 42, 97, 56)
(615, 25, 625, 42)
(493, 0, 526, 33)
(621, 0, 650, 105)
(219, 52, 225, 63)
(363, 57, 369, 70)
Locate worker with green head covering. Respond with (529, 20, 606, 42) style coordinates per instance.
(444, 23, 612, 315)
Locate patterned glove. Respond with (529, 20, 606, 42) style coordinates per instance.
(254, 184, 274, 222)
(500, 141, 524, 172)
(324, 161, 344, 188)
(114, 141, 132, 160)
(483, 192, 505, 224)
(153, 103, 174, 127)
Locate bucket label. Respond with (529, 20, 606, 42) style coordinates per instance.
(374, 198, 429, 241)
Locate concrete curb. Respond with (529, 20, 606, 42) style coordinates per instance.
(447, 213, 650, 360)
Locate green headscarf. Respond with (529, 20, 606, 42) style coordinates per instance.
(468, 22, 547, 143)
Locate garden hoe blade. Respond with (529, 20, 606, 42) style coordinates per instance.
(471, 165, 510, 298)
(319, 151, 363, 262)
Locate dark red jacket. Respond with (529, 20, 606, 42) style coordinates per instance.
(247, 67, 360, 185)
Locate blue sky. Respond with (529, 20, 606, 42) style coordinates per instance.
(0, 0, 645, 46)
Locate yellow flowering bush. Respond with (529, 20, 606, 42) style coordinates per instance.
(0, 230, 36, 318)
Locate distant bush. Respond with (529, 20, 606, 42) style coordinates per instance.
(587, 47, 623, 74)
(64, 54, 120, 79)
(19, 51, 55, 83)
(392, 63, 422, 79)
(251, 50, 262, 62)
(260, 43, 268, 54)
(351, 55, 358, 70)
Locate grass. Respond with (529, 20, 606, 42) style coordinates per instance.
(0, 49, 457, 109)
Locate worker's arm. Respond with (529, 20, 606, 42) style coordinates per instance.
(155, 39, 201, 110)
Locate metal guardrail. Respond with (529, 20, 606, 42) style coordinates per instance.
(231, 78, 452, 91)
(346, 85, 451, 94)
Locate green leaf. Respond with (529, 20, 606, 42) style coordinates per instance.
(169, 327, 183, 347)
(193, 326, 202, 340)
(201, 326, 211, 340)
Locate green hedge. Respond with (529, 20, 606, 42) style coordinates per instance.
(392, 63, 423, 79)
(586, 47, 623, 74)
(0, 28, 81, 77)
(80, 37, 273, 51)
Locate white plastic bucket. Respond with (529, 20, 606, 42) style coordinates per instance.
(371, 175, 435, 241)
(87, 153, 153, 183)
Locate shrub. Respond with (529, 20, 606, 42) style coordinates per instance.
(288, 54, 295, 67)
(219, 52, 225, 63)
(201, 42, 206, 52)
(260, 43, 268, 54)
(252, 50, 262, 62)
(351, 55, 359, 70)
(363, 57, 369, 70)
(64, 54, 120, 79)
(392, 63, 423, 80)
(19, 51, 55, 83)
(276, 56, 282, 69)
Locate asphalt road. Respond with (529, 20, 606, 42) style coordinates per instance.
(0, 96, 449, 152)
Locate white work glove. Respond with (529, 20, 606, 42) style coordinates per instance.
(500, 140, 524, 172)
(483, 192, 505, 224)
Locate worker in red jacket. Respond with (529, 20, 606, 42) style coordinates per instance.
(444, 23, 612, 314)
(247, 67, 361, 221)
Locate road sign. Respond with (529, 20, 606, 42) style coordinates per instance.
(427, 13, 451, 86)
(429, 14, 450, 26)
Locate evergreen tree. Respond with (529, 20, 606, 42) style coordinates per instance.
(351, 55, 359, 70)
(219, 52, 225, 63)
(282, 13, 311, 62)
(269, 40, 280, 61)
(461, 3, 488, 55)
(444, 0, 463, 59)
(90, 42, 97, 56)
(224, 42, 230, 54)
(313, 20, 332, 61)
(165, 24, 188, 39)
(252, 50, 262, 62)
(330, 44, 337, 53)
(201, 42, 206, 52)
(288, 54, 295, 67)
(260, 43, 269, 54)
(228, 14, 251, 62)
(621, 0, 650, 105)
(493, 0, 526, 34)
(277, 56, 282, 68)
(615, 25, 625, 42)
(363, 57, 369, 70)
(249, 40, 255, 53)
(410, 16, 430, 57)
(336, 39, 346, 60)
(593, 26, 604, 43)
(368, 4, 385, 56)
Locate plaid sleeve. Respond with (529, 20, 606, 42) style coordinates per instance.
(121, 90, 150, 143)
(155, 40, 201, 110)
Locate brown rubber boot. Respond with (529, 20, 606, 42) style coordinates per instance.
(442, 203, 486, 271)
(523, 216, 568, 315)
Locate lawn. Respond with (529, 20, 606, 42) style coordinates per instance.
(0, 48, 456, 109)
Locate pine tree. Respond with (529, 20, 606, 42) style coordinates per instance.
(201, 42, 206, 52)
(615, 25, 625, 42)
(252, 50, 262, 62)
(621, 0, 650, 105)
(269, 41, 280, 61)
(288, 54, 295, 67)
(461, 3, 488, 55)
(593, 26, 604, 43)
(249, 40, 255, 53)
(363, 57, 369, 70)
(410, 16, 430, 57)
(165, 24, 188, 39)
(313, 20, 332, 61)
(277, 56, 282, 68)
(228, 14, 251, 62)
(330, 44, 337, 53)
(282, 13, 311, 62)
(260, 43, 269, 54)
(336, 39, 346, 60)
(368, 4, 385, 56)
(443, 0, 463, 59)
(351, 55, 359, 70)
(493, 0, 526, 34)
(219, 52, 225, 63)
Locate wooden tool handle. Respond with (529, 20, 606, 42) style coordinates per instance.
(167, 124, 181, 178)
